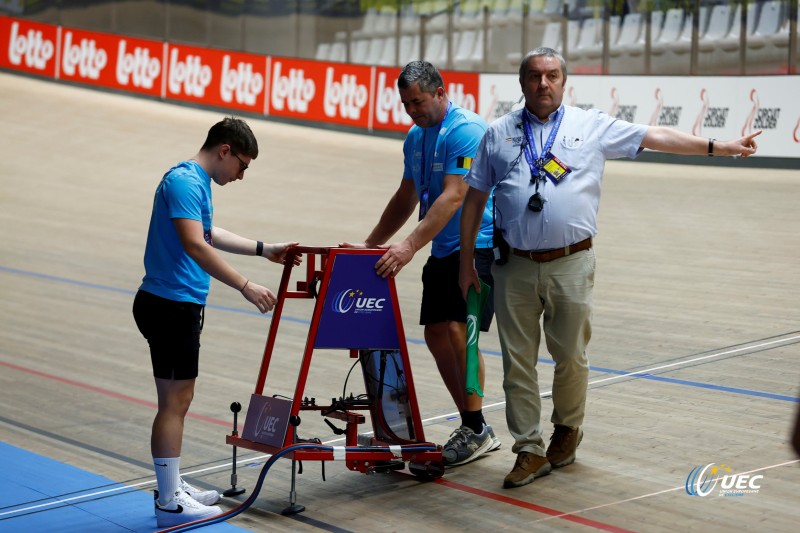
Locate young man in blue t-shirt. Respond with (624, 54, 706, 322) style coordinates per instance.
(133, 117, 299, 527)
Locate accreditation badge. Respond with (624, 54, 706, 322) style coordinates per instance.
(542, 151, 571, 185)
(418, 188, 429, 220)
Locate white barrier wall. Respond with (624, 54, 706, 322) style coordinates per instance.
(480, 74, 799, 160)
(3, 15, 798, 162)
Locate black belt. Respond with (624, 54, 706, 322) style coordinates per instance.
(511, 237, 593, 263)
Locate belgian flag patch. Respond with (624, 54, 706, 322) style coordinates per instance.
(457, 156, 473, 169)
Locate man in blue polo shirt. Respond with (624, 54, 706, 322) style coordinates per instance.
(343, 61, 499, 466)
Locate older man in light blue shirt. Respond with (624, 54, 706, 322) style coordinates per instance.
(459, 47, 761, 490)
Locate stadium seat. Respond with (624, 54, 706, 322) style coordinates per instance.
(350, 38, 371, 65)
(398, 34, 422, 65)
(486, 0, 525, 71)
(453, 28, 485, 70)
(609, 11, 666, 74)
(351, 8, 381, 40)
(507, 18, 575, 66)
(328, 41, 347, 63)
(568, 15, 623, 72)
(650, 8, 686, 57)
(315, 42, 331, 61)
(568, 17, 603, 73)
(747, 0, 791, 73)
(651, 6, 710, 74)
(700, 1, 758, 74)
(377, 37, 397, 66)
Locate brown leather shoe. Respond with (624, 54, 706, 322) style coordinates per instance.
(546, 425, 584, 467)
(502, 452, 552, 488)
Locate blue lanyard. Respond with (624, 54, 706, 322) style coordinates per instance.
(420, 101, 452, 192)
(521, 106, 564, 181)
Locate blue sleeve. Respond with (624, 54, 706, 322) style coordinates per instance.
(444, 120, 486, 176)
(161, 173, 203, 221)
(402, 127, 419, 181)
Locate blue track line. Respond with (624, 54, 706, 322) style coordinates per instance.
(3, 265, 797, 403)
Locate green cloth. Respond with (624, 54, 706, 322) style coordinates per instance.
(465, 280, 491, 397)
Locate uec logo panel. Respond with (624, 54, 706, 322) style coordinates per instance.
(331, 288, 386, 314)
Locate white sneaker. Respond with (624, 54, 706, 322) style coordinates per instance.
(180, 478, 221, 506)
(155, 490, 222, 528)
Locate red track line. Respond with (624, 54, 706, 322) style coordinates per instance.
(434, 477, 637, 533)
(0, 360, 231, 428)
(5, 358, 634, 531)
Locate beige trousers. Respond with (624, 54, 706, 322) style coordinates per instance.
(493, 248, 595, 455)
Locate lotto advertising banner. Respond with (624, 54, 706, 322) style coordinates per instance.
(479, 73, 800, 159)
(0, 17, 58, 78)
(58, 27, 164, 97)
(164, 43, 266, 114)
(372, 66, 481, 132)
(267, 56, 372, 129)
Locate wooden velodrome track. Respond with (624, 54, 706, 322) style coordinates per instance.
(0, 70, 798, 532)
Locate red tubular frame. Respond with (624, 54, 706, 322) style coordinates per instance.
(227, 246, 442, 475)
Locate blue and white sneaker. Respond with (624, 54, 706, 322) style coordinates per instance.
(442, 424, 493, 466)
(486, 425, 502, 452)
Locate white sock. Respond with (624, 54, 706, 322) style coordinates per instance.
(153, 456, 181, 506)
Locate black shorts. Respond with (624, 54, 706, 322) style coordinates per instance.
(420, 248, 494, 331)
(132, 290, 204, 380)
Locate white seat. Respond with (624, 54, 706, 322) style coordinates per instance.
(651, 8, 685, 56)
(372, 6, 399, 38)
(540, 20, 564, 50)
(486, 0, 525, 70)
(609, 11, 664, 74)
(650, 6, 710, 74)
(423, 32, 452, 66)
(748, 0, 786, 50)
(352, 8, 380, 40)
(570, 15, 622, 72)
(701, 2, 758, 73)
(747, 0, 791, 73)
(377, 37, 397, 66)
(350, 39, 371, 64)
(314, 42, 331, 61)
(608, 12, 643, 57)
(506, 19, 579, 67)
(466, 28, 487, 70)
(716, 2, 758, 53)
(567, 17, 601, 71)
(368, 37, 390, 66)
(698, 3, 733, 52)
(328, 41, 347, 63)
(398, 34, 421, 65)
(668, 6, 710, 54)
(454, 29, 486, 70)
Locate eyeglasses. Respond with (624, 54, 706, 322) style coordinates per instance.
(230, 149, 249, 172)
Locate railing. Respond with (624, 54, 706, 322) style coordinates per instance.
(2, 0, 797, 75)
